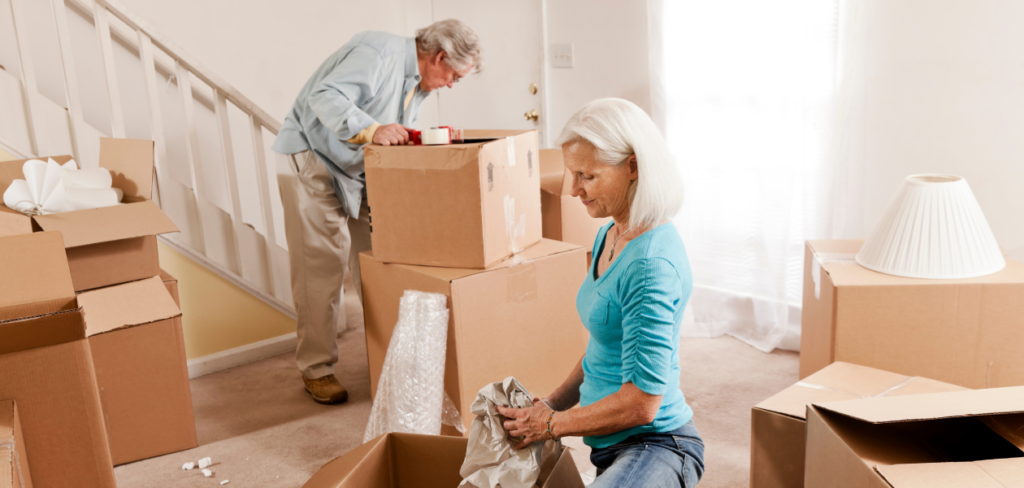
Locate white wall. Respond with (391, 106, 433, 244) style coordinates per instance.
(845, 0, 1024, 256)
(544, 0, 651, 146)
(114, 0, 437, 128)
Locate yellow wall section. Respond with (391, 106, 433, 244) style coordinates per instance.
(0, 148, 14, 161)
(158, 241, 296, 359)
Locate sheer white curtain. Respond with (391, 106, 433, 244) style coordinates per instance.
(650, 0, 844, 352)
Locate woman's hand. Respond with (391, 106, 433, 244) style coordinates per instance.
(496, 398, 555, 450)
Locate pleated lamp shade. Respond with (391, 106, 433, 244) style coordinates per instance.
(856, 174, 1005, 279)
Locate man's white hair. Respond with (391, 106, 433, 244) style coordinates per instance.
(557, 98, 683, 232)
(415, 19, 482, 73)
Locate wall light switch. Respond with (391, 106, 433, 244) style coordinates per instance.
(551, 43, 574, 68)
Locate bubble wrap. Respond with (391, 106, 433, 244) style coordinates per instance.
(364, 290, 465, 442)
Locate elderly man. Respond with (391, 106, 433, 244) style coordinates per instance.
(272, 20, 481, 404)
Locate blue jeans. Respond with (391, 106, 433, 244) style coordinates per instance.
(589, 420, 705, 488)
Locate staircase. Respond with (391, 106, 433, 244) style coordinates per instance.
(0, 0, 295, 318)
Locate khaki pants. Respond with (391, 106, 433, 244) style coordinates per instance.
(278, 150, 371, 380)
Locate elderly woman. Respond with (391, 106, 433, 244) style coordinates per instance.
(497, 98, 703, 487)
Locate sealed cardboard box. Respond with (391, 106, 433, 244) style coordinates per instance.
(539, 149, 610, 250)
(805, 386, 1024, 488)
(0, 138, 179, 291)
(364, 129, 542, 269)
(750, 361, 967, 488)
(0, 401, 32, 488)
(303, 432, 585, 488)
(361, 239, 588, 432)
(78, 275, 196, 465)
(800, 240, 1024, 388)
(0, 232, 116, 488)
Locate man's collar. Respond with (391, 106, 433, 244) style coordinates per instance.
(405, 38, 421, 82)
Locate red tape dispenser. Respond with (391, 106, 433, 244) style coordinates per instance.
(411, 126, 464, 145)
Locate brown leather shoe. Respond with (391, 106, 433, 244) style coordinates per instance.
(303, 374, 349, 405)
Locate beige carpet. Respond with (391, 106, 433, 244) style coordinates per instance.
(114, 287, 799, 487)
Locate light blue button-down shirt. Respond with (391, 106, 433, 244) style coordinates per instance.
(271, 32, 427, 217)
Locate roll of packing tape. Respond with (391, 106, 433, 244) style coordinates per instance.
(421, 128, 451, 145)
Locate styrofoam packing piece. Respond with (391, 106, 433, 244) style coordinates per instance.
(202, 468, 212, 477)
(364, 290, 463, 442)
(198, 457, 212, 469)
(221, 481, 229, 485)
(181, 462, 195, 470)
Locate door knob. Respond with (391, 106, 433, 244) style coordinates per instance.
(524, 109, 539, 122)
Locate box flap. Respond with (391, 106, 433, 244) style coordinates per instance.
(32, 200, 178, 248)
(364, 143, 481, 170)
(99, 138, 155, 200)
(159, 268, 176, 284)
(0, 309, 86, 355)
(876, 459, 1024, 488)
(0, 400, 12, 442)
(0, 205, 31, 237)
(809, 239, 1024, 286)
(814, 386, 1024, 424)
(78, 276, 181, 336)
(539, 149, 569, 195)
(0, 232, 76, 322)
(301, 434, 390, 488)
(365, 239, 583, 282)
(463, 129, 532, 140)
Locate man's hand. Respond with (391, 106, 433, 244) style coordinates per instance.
(373, 124, 415, 146)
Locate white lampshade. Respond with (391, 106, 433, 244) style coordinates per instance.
(856, 174, 1005, 279)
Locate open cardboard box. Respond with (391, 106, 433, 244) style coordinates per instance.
(360, 239, 589, 433)
(78, 275, 196, 465)
(0, 232, 116, 488)
(0, 401, 32, 488)
(0, 138, 178, 291)
(751, 361, 968, 488)
(806, 386, 1024, 488)
(800, 240, 1024, 388)
(364, 129, 541, 269)
(539, 148, 609, 251)
(303, 432, 585, 488)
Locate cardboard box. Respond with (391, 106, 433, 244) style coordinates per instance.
(360, 239, 588, 432)
(750, 361, 968, 488)
(0, 232, 116, 488)
(0, 138, 179, 291)
(364, 130, 542, 268)
(0, 401, 32, 488)
(805, 386, 1024, 488)
(78, 275, 196, 465)
(800, 240, 1024, 388)
(302, 432, 585, 488)
(539, 148, 610, 249)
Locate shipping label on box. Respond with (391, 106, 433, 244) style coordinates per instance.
(539, 149, 610, 249)
(77, 276, 196, 465)
(0, 401, 33, 488)
(750, 362, 967, 488)
(302, 432, 585, 488)
(0, 138, 179, 291)
(360, 239, 588, 433)
(0, 233, 116, 488)
(806, 386, 1024, 488)
(800, 240, 1024, 388)
(364, 130, 542, 269)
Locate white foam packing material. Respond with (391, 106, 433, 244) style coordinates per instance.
(198, 457, 212, 469)
(202, 468, 212, 477)
(363, 290, 465, 442)
(2, 158, 123, 215)
(181, 462, 194, 470)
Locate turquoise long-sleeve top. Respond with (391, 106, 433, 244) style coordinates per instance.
(576, 221, 694, 448)
(271, 31, 428, 219)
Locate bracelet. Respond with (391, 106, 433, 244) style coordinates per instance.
(546, 411, 557, 441)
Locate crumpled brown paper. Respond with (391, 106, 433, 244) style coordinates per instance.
(459, 377, 553, 488)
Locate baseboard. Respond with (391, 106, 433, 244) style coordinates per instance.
(187, 332, 297, 379)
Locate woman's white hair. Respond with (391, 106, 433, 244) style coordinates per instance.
(557, 98, 683, 232)
(415, 19, 482, 74)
